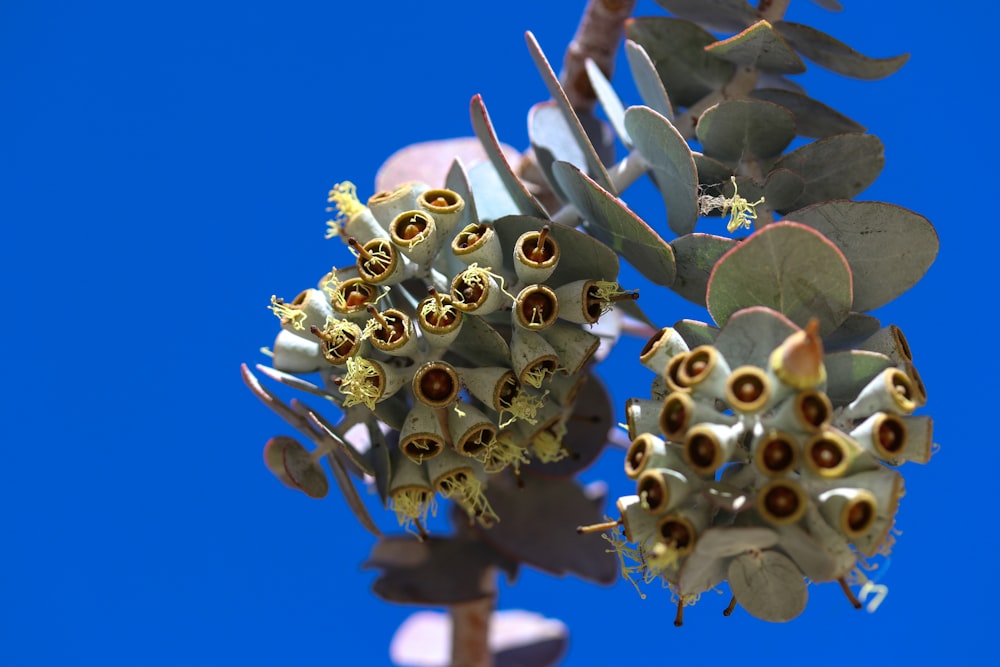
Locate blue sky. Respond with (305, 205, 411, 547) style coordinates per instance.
(2, 1, 993, 665)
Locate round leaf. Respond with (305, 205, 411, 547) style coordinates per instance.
(728, 550, 808, 622)
(624, 105, 699, 236)
(550, 161, 676, 285)
(772, 134, 884, 209)
(263, 435, 329, 499)
(698, 98, 796, 161)
(784, 200, 939, 311)
(669, 233, 738, 306)
(707, 222, 853, 334)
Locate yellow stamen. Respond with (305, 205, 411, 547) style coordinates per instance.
(478, 435, 531, 474)
(602, 528, 648, 600)
(531, 419, 568, 463)
(268, 295, 308, 331)
(498, 388, 547, 428)
(326, 181, 365, 239)
(698, 177, 765, 233)
(437, 472, 499, 527)
(589, 281, 639, 317)
(389, 488, 438, 538)
(338, 356, 381, 410)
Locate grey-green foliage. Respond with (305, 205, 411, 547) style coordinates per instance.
(457, 0, 938, 624)
(245, 0, 941, 646)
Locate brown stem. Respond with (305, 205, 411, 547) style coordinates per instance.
(559, 0, 638, 113)
(450, 571, 497, 667)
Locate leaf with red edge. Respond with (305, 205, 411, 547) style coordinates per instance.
(263, 435, 329, 499)
(707, 222, 853, 335)
(476, 475, 617, 584)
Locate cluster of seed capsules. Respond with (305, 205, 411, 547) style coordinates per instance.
(267, 180, 634, 535)
(602, 314, 931, 623)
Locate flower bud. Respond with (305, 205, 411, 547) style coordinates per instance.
(412, 361, 460, 408)
(751, 430, 800, 476)
(399, 402, 447, 463)
(271, 329, 325, 373)
(679, 345, 732, 401)
(513, 284, 560, 330)
(624, 433, 688, 479)
(756, 478, 807, 526)
(769, 318, 827, 392)
(418, 188, 465, 242)
(636, 467, 696, 514)
(640, 327, 690, 375)
(451, 222, 503, 269)
(659, 391, 736, 442)
(513, 226, 559, 284)
(389, 210, 439, 265)
(540, 321, 599, 375)
(367, 181, 430, 226)
(842, 367, 918, 420)
(682, 422, 744, 475)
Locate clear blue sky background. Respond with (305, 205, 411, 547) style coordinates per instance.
(2, 1, 993, 665)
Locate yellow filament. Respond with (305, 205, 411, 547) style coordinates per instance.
(647, 541, 682, 576)
(531, 419, 568, 463)
(325, 182, 365, 239)
(498, 388, 547, 428)
(589, 281, 638, 317)
(698, 177, 765, 233)
(454, 263, 515, 305)
(602, 528, 648, 600)
(348, 240, 394, 274)
(419, 294, 458, 326)
(320, 270, 342, 304)
(361, 315, 400, 344)
(338, 356, 381, 410)
(523, 364, 554, 389)
(438, 472, 499, 527)
(389, 488, 438, 537)
(268, 295, 308, 331)
(478, 436, 531, 475)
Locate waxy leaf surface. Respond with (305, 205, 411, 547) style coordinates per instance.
(669, 233, 737, 306)
(624, 105, 699, 236)
(750, 88, 865, 138)
(784, 200, 938, 312)
(707, 222, 853, 335)
(551, 161, 676, 286)
(625, 40, 674, 121)
(705, 20, 806, 74)
(772, 134, 884, 210)
(697, 98, 796, 161)
(776, 21, 909, 80)
(625, 17, 733, 108)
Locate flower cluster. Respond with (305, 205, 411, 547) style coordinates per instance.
(590, 308, 931, 623)
(266, 179, 634, 536)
